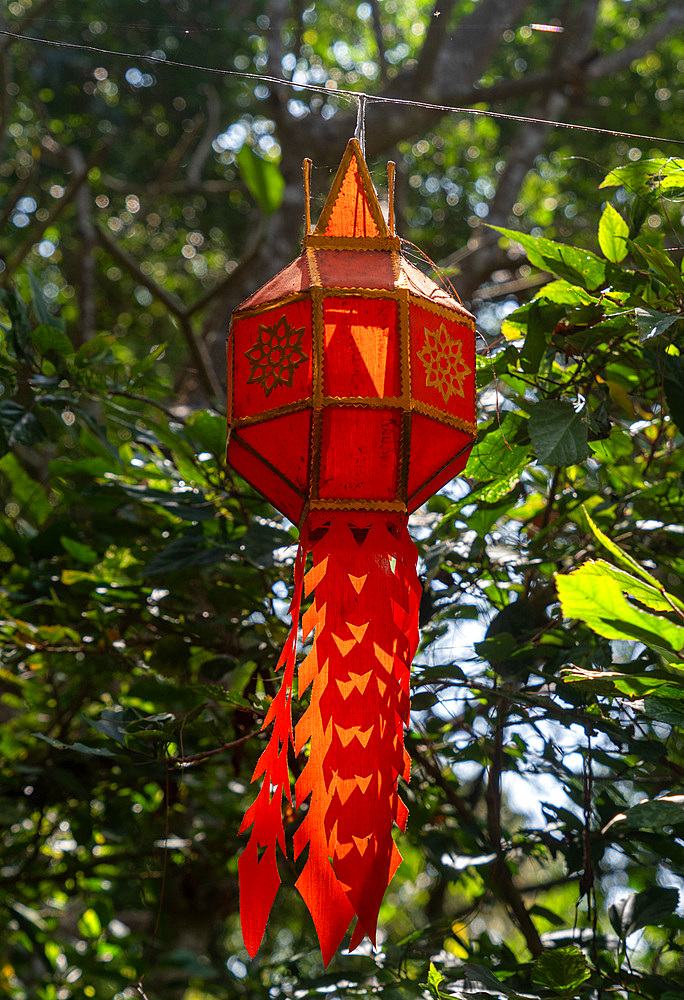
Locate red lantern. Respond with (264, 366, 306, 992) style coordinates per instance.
(228, 138, 476, 963)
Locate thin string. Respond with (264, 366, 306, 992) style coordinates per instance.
(0, 28, 682, 147)
(354, 95, 367, 157)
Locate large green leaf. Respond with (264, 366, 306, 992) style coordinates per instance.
(598, 203, 629, 262)
(555, 560, 684, 661)
(491, 226, 607, 290)
(236, 146, 285, 215)
(528, 399, 588, 466)
(634, 308, 680, 344)
(599, 158, 684, 191)
(531, 947, 591, 992)
(582, 507, 682, 604)
(609, 887, 678, 939)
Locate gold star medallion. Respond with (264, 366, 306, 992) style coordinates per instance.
(417, 324, 472, 403)
(245, 316, 307, 397)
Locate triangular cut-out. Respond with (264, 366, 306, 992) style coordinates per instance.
(314, 139, 389, 239)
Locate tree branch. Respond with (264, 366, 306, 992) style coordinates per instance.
(67, 148, 97, 344)
(186, 86, 221, 187)
(586, 5, 684, 80)
(95, 224, 223, 400)
(486, 694, 544, 957)
(369, 0, 388, 85)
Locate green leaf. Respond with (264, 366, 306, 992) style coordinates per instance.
(662, 353, 684, 434)
(634, 308, 680, 344)
(466, 416, 529, 482)
(600, 158, 684, 192)
(491, 225, 606, 290)
(30, 322, 74, 358)
(60, 536, 99, 564)
(528, 400, 588, 466)
(185, 410, 226, 458)
(531, 946, 591, 992)
(598, 203, 629, 262)
(519, 301, 548, 374)
(236, 146, 285, 215)
(609, 887, 678, 939)
(582, 506, 682, 605)
(462, 964, 514, 995)
(555, 560, 684, 661)
(536, 279, 595, 305)
(628, 239, 684, 291)
(78, 908, 102, 938)
(621, 795, 684, 829)
(643, 695, 684, 729)
(426, 962, 446, 998)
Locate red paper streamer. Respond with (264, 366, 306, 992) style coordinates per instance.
(239, 513, 419, 962)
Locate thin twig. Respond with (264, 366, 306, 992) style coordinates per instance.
(165, 730, 258, 767)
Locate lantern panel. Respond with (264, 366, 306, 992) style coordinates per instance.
(406, 414, 473, 511)
(239, 409, 311, 499)
(318, 407, 401, 501)
(226, 434, 306, 524)
(232, 300, 313, 419)
(316, 250, 396, 290)
(323, 297, 400, 400)
(409, 302, 475, 426)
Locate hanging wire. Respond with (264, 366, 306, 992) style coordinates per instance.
(354, 94, 367, 157)
(0, 28, 682, 147)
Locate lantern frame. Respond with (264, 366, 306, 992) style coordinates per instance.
(227, 139, 476, 526)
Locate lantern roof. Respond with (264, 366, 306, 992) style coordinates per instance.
(235, 138, 472, 321)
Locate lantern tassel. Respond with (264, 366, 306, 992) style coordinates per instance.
(238, 536, 307, 957)
(239, 511, 419, 962)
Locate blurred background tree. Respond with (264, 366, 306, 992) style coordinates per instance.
(0, 1, 683, 998)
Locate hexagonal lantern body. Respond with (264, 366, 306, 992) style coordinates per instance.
(227, 139, 476, 524)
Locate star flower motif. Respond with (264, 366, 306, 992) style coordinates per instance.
(244, 316, 307, 397)
(417, 324, 472, 403)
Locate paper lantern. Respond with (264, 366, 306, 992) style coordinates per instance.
(228, 138, 476, 963)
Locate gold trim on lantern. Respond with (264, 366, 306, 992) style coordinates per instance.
(309, 498, 408, 513)
(305, 246, 321, 287)
(232, 292, 311, 321)
(411, 399, 477, 436)
(304, 235, 401, 251)
(231, 399, 313, 429)
(309, 286, 325, 502)
(406, 440, 474, 506)
(407, 291, 475, 325)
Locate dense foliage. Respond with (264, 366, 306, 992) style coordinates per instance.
(1, 2, 683, 998)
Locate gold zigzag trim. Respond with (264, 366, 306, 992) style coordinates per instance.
(408, 291, 475, 325)
(412, 399, 476, 436)
(232, 395, 476, 434)
(232, 286, 476, 327)
(233, 292, 310, 320)
(304, 235, 401, 251)
(309, 498, 408, 513)
(231, 399, 312, 428)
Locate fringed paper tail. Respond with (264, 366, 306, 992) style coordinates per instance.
(238, 537, 306, 957)
(238, 513, 420, 963)
(294, 512, 420, 961)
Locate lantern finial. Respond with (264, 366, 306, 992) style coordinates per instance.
(309, 138, 391, 243)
